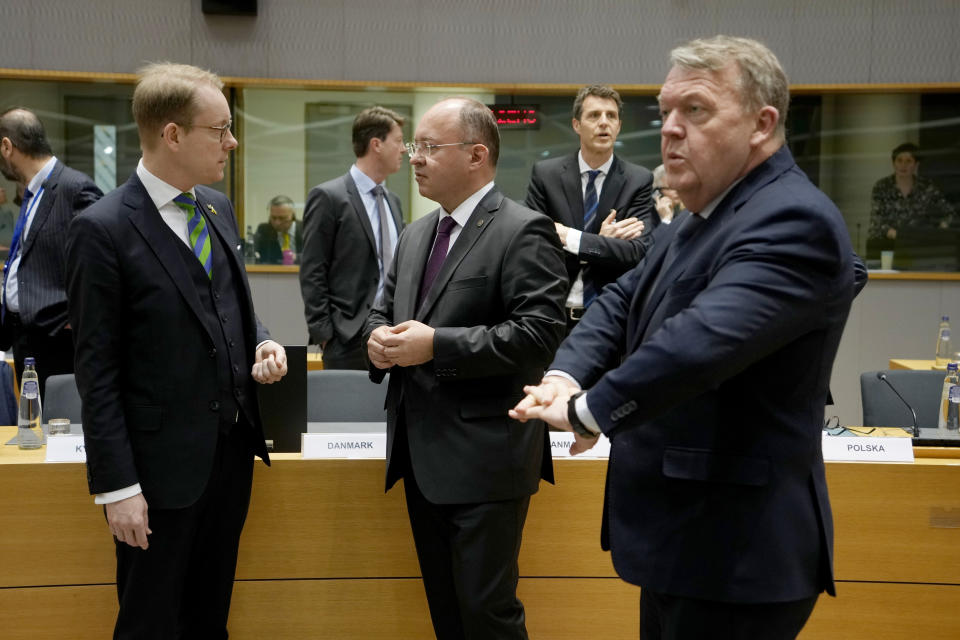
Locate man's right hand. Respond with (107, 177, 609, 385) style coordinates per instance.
(367, 325, 395, 369)
(599, 210, 645, 240)
(106, 493, 151, 550)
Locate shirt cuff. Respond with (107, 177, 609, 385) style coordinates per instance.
(575, 393, 601, 435)
(95, 483, 142, 505)
(255, 339, 272, 352)
(544, 370, 581, 388)
(564, 228, 582, 254)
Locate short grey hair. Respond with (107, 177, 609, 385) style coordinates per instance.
(670, 35, 789, 140)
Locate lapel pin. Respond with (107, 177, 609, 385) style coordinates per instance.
(207, 204, 218, 215)
(477, 218, 484, 227)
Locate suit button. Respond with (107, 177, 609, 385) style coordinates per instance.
(233, 364, 240, 373)
(220, 314, 228, 323)
(209, 400, 220, 411)
(209, 348, 217, 358)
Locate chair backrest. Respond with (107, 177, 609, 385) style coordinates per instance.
(44, 374, 83, 424)
(306, 370, 388, 422)
(860, 369, 946, 429)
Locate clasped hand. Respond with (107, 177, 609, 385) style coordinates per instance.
(509, 376, 599, 455)
(367, 320, 435, 369)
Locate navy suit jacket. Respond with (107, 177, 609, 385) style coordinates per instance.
(254, 220, 303, 264)
(551, 147, 853, 603)
(524, 152, 656, 292)
(2, 160, 101, 341)
(300, 173, 403, 346)
(66, 175, 270, 509)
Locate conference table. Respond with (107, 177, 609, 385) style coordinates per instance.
(889, 358, 940, 371)
(2, 428, 959, 639)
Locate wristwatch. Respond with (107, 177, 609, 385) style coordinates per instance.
(567, 390, 596, 438)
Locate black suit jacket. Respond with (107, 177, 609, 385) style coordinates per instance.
(550, 147, 853, 603)
(66, 175, 271, 510)
(254, 220, 303, 264)
(364, 188, 567, 504)
(525, 152, 656, 292)
(300, 173, 404, 346)
(1, 160, 101, 344)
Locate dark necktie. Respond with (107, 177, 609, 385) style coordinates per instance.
(581, 170, 602, 306)
(373, 185, 392, 273)
(583, 169, 601, 229)
(418, 215, 457, 308)
(173, 193, 213, 280)
(2, 187, 34, 318)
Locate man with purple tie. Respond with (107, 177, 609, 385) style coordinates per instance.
(364, 97, 566, 639)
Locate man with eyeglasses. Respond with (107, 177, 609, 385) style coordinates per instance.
(525, 84, 657, 332)
(365, 97, 567, 639)
(0, 107, 102, 399)
(66, 62, 287, 639)
(300, 106, 406, 369)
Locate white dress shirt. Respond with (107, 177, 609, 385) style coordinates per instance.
(4, 156, 58, 312)
(563, 152, 615, 308)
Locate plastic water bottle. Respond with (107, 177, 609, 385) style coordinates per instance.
(947, 385, 960, 431)
(935, 316, 952, 368)
(17, 357, 42, 449)
(244, 225, 257, 263)
(939, 363, 959, 429)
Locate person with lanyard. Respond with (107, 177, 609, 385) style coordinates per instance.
(0, 107, 101, 398)
(525, 84, 657, 332)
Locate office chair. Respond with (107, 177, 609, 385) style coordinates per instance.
(860, 369, 946, 429)
(306, 370, 388, 422)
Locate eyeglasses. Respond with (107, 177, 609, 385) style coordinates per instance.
(404, 141, 476, 158)
(198, 121, 233, 143)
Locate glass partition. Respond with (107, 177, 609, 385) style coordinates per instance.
(3, 74, 959, 273)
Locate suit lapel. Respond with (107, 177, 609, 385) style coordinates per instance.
(387, 191, 404, 233)
(395, 210, 437, 323)
(415, 190, 502, 321)
(124, 175, 214, 344)
(560, 156, 584, 230)
(345, 174, 378, 255)
(20, 161, 64, 259)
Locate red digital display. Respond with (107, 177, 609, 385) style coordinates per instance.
(489, 104, 540, 130)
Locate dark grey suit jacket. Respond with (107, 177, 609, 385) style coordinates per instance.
(525, 152, 656, 293)
(1, 160, 101, 344)
(364, 188, 567, 504)
(300, 172, 403, 346)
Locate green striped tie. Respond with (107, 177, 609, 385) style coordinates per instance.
(173, 193, 213, 279)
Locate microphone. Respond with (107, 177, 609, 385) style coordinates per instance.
(876, 372, 920, 437)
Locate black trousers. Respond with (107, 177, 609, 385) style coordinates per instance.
(640, 589, 819, 640)
(112, 426, 255, 640)
(321, 333, 366, 370)
(403, 472, 531, 640)
(8, 315, 74, 401)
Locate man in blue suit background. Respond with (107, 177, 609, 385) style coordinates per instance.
(512, 36, 855, 639)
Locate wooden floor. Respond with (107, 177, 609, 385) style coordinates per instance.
(1, 433, 959, 638)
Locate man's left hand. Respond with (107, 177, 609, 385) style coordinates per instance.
(381, 320, 435, 367)
(252, 340, 288, 383)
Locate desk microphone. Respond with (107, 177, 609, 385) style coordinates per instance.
(876, 372, 920, 437)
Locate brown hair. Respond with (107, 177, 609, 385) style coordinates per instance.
(352, 106, 405, 157)
(572, 85, 623, 121)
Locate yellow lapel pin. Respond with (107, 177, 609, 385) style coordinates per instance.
(207, 204, 218, 215)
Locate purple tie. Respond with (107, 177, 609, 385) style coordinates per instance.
(418, 215, 457, 308)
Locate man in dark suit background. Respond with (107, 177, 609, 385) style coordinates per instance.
(513, 36, 855, 639)
(0, 108, 102, 396)
(300, 106, 406, 369)
(66, 62, 287, 640)
(525, 85, 656, 330)
(365, 97, 567, 639)
(254, 194, 303, 264)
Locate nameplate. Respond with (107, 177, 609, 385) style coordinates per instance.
(821, 432, 914, 463)
(302, 433, 386, 459)
(45, 435, 87, 463)
(550, 431, 610, 458)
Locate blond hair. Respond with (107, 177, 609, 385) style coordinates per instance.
(132, 62, 224, 149)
